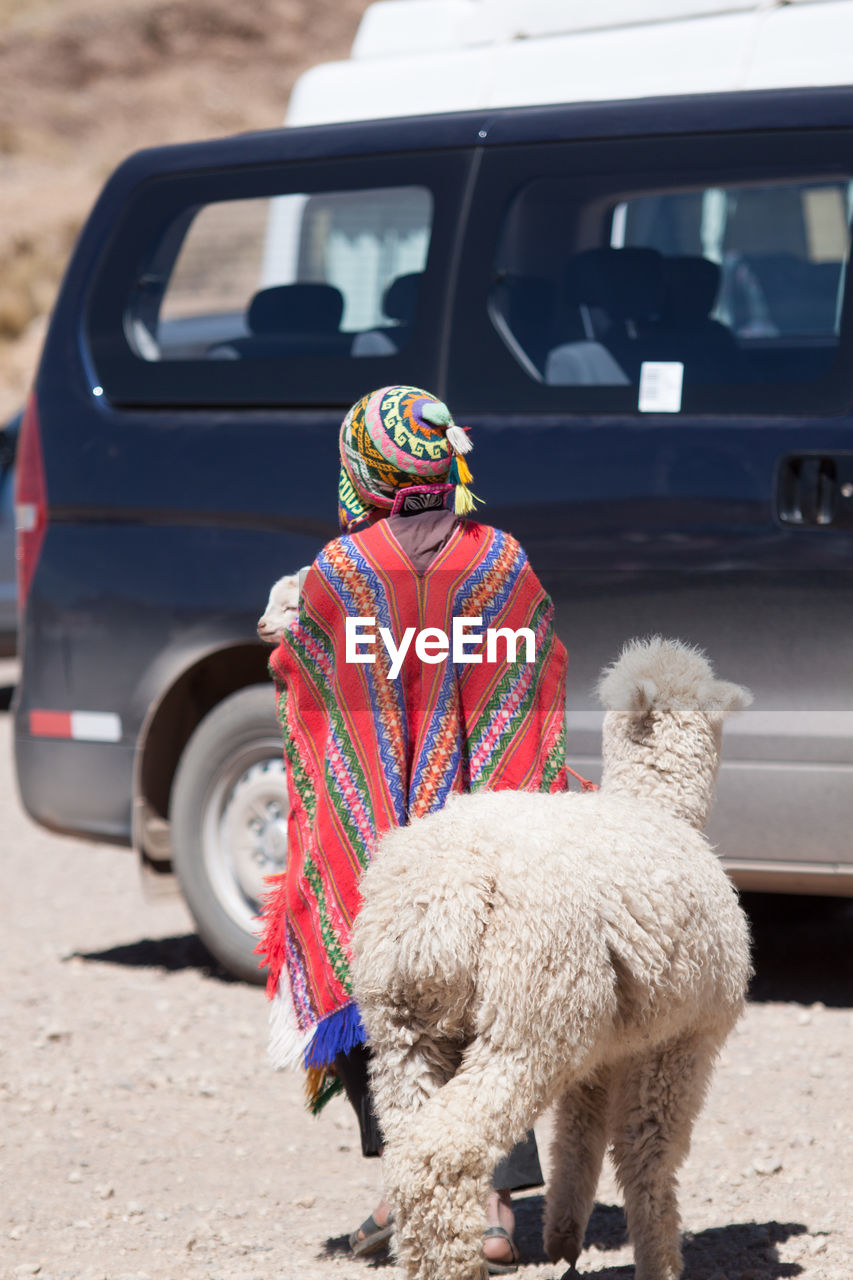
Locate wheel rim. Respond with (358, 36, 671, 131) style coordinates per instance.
(201, 745, 288, 935)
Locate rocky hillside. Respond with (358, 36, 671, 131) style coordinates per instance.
(0, 0, 371, 418)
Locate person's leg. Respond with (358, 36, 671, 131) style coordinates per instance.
(351, 1196, 393, 1253)
(484, 1131, 544, 1270)
(492, 1130, 544, 1194)
(334, 1046, 393, 1252)
(335, 1043, 383, 1158)
(484, 1189, 517, 1268)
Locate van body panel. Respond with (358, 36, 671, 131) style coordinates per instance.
(449, 412, 853, 761)
(15, 736, 135, 841)
(446, 118, 853, 874)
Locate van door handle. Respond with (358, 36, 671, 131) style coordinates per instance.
(777, 455, 838, 526)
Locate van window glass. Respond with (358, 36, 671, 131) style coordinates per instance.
(142, 186, 432, 363)
(87, 148, 472, 406)
(490, 173, 852, 413)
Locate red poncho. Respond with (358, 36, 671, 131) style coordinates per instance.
(258, 518, 568, 1109)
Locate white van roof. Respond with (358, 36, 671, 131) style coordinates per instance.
(286, 0, 853, 126)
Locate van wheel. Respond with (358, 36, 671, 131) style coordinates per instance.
(170, 685, 286, 984)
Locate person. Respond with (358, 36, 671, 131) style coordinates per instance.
(258, 385, 575, 1273)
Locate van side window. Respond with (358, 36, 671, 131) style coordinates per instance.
(488, 170, 853, 414)
(86, 149, 471, 407)
(134, 187, 431, 363)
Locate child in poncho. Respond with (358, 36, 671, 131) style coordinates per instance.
(259, 385, 575, 1273)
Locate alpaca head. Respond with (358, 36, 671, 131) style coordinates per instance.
(596, 636, 752, 828)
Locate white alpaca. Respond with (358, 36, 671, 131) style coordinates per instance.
(352, 637, 753, 1280)
(257, 573, 301, 643)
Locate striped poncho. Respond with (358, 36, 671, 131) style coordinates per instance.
(258, 517, 568, 1110)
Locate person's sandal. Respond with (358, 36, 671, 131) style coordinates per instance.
(349, 1211, 394, 1257)
(482, 1224, 520, 1274)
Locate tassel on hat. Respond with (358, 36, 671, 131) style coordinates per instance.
(453, 484, 478, 516)
(421, 399, 481, 514)
(448, 454, 473, 486)
(445, 422, 473, 456)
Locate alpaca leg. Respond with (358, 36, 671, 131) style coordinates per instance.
(383, 1040, 556, 1280)
(368, 1019, 464, 1150)
(544, 1069, 611, 1267)
(609, 1032, 721, 1280)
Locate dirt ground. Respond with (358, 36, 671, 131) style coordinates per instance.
(1, 656, 851, 1280)
(0, 0, 373, 420)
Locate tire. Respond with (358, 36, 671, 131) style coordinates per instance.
(170, 684, 287, 983)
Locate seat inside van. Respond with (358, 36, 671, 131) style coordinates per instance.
(544, 247, 736, 385)
(351, 272, 423, 356)
(207, 282, 349, 359)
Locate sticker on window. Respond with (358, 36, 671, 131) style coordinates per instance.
(638, 362, 684, 414)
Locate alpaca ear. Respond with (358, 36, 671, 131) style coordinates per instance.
(704, 680, 753, 720)
(630, 677, 659, 718)
(597, 661, 659, 717)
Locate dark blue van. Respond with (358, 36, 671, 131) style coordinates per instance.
(14, 88, 853, 980)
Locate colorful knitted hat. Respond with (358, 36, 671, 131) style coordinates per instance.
(337, 385, 480, 533)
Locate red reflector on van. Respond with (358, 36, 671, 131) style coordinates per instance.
(14, 391, 48, 609)
(30, 710, 72, 738)
(29, 710, 123, 741)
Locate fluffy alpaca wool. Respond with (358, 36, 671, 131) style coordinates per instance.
(351, 636, 753, 1280)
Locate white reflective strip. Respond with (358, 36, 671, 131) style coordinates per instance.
(567, 708, 853, 739)
(70, 712, 122, 743)
(724, 710, 853, 739)
(14, 502, 37, 533)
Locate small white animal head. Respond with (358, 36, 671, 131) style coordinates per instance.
(257, 574, 300, 644)
(597, 636, 752, 724)
(596, 636, 752, 828)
